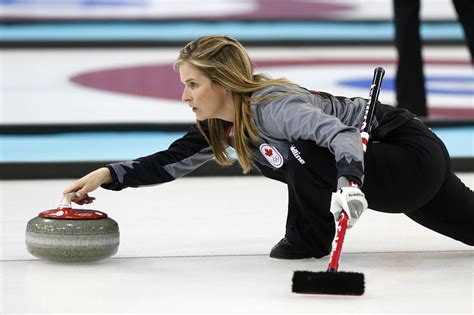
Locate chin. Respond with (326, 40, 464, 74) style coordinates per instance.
(196, 115, 208, 121)
(196, 113, 212, 121)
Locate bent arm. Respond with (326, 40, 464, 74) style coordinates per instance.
(258, 95, 365, 185)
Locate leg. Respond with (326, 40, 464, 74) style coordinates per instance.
(405, 171, 474, 245)
(393, 0, 427, 116)
(283, 140, 337, 258)
(366, 118, 474, 244)
(404, 128, 474, 245)
(363, 119, 447, 212)
(452, 0, 474, 63)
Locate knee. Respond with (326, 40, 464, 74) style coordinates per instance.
(310, 245, 331, 259)
(297, 238, 332, 259)
(286, 219, 335, 259)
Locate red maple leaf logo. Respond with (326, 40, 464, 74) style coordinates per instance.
(264, 148, 273, 156)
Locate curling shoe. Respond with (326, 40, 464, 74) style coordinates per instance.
(269, 237, 313, 259)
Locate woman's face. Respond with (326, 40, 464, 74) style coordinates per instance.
(179, 61, 233, 122)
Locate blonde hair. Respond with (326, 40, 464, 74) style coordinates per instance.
(174, 35, 295, 173)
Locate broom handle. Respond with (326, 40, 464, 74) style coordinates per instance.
(328, 212, 349, 272)
(327, 67, 385, 272)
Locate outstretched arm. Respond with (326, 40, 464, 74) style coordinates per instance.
(63, 122, 213, 204)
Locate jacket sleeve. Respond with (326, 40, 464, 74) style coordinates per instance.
(257, 94, 365, 184)
(102, 122, 214, 191)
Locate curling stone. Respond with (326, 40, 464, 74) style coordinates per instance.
(25, 194, 119, 262)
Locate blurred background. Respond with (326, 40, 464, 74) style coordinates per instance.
(0, 0, 472, 177)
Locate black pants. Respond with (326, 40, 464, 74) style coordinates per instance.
(394, 0, 474, 116)
(284, 118, 474, 257)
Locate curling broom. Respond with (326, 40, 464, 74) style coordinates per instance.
(292, 67, 385, 296)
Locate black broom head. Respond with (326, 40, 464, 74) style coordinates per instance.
(292, 270, 365, 296)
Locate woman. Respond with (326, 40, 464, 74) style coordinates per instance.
(64, 35, 473, 259)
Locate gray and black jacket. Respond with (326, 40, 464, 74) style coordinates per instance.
(103, 85, 414, 191)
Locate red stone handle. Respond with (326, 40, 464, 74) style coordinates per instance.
(37, 193, 108, 219)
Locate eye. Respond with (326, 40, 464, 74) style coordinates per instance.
(188, 82, 197, 89)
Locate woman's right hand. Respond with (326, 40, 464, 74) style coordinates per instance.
(63, 167, 113, 205)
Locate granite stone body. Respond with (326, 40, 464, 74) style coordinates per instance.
(26, 216, 120, 262)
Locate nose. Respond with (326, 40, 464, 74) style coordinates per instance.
(181, 88, 191, 102)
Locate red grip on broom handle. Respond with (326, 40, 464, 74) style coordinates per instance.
(327, 211, 349, 272)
